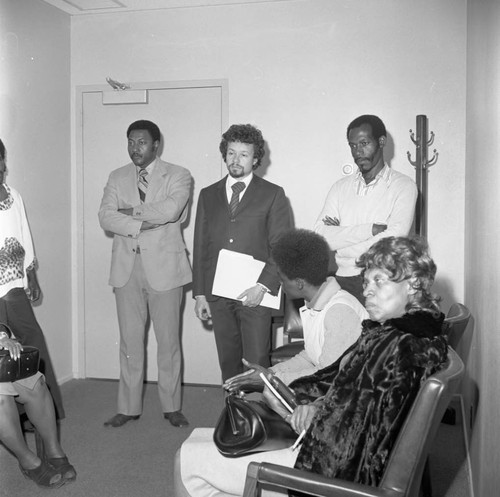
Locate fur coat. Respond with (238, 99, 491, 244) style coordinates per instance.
(290, 310, 448, 486)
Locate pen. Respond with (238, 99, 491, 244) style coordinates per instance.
(292, 429, 306, 451)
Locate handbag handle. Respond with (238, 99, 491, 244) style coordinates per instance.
(226, 393, 242, 435)
(0, 322, 13, 339)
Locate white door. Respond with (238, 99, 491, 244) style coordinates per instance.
(79, 82, 226, 384)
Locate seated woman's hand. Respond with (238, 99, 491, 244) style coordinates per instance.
(289, 404, 318, 434)
(264, 381, 318, 434)
(0, 335, 23, 360)
(223, 358, 270, 392)
(223, 369, 262, 392)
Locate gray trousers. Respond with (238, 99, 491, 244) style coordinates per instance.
(114, 255, 182, 415)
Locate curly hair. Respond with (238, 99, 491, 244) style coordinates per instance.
(127, 120, 161, 143)
(272, 229, 330, 287)
(0, 139, 5, 161)
(346, 115, 386, 141)
(219, 124, 265, 168)
(356, 236, 441, 316)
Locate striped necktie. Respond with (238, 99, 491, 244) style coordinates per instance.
(229, 182, 245, 217)
(138, 168, 148, 203)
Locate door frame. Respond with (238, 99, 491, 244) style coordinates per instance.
(72, 79, 228, 378)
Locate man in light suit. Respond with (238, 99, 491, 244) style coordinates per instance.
(193, 124, 293, 381)
(99, 120, 191, 428)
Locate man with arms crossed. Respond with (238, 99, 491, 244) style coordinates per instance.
(193, 124, 292, 381)
(99, 120, 191, 428)
(315, 115, 417, 304)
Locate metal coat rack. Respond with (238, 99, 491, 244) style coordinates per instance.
(407, 115, 438, 238)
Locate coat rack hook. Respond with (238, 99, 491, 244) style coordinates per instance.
(406, 151, 417, 167)
(409, 129, 417, 145)
(410, 115, 437, 239)
(426, 150, 439, 168)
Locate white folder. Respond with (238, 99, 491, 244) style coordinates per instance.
(212, 249, 282, 310)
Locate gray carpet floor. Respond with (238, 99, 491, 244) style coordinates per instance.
(0, 380, 471, 497)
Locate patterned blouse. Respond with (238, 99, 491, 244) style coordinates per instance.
(0, 184, 36, 297)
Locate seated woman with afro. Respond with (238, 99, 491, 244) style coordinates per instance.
(225, 228, 368, 390)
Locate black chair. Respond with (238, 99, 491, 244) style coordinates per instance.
(243, 347, 464, 497)
(443, 303, 471, 350)
(441, 303, 471, 427)
(270, 297, 304, 365)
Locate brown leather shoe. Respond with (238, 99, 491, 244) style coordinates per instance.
(104, 414, 140, 427)
(163, 410, 189, 427)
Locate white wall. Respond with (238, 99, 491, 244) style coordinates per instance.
(71, 0, 467, 312)
(0, 0, 72, 381)
(466, 0, 500, 494)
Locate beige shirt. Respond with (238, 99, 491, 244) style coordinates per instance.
(271, 277, 369, 385)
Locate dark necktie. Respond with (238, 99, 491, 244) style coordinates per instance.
(138, 169, 148, 203)
(229, 182, 245, 217)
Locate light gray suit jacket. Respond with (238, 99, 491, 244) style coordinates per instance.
(98, 158, 192, 291)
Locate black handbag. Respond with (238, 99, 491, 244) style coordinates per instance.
(213, 393, 297, 458)
(0, 325, 40, 382)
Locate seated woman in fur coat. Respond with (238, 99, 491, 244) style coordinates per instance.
(174, 236, 448, 496)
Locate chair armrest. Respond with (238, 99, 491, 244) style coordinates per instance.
(283, 298, 304, 341)
(285, 330, 305, 341)
(243, 462, 397, 497)
(270, 341, 305, 366)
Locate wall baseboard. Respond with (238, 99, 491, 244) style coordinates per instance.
(57, 374, 75, 385)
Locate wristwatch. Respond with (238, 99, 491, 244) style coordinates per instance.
(256, 283, 269, 293)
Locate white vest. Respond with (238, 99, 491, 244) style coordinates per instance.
(300, 289, 368, 365)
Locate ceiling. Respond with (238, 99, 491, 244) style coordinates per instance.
(40, 0, 290, 16)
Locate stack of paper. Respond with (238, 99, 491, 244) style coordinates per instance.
(212, 249, 281, 309)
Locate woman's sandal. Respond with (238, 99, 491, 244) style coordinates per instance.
(20, 460, 65, 488)
(34, 429, 77, 482)
(46, 456, 77, 482)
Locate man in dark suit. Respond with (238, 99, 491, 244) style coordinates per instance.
(99, 120, 192, 428)
(193, 124, 292, 381)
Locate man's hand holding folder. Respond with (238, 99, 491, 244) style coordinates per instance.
(212, 249, 281, 309)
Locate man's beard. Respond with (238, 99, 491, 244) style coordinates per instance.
(228, 165, 244, 178)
